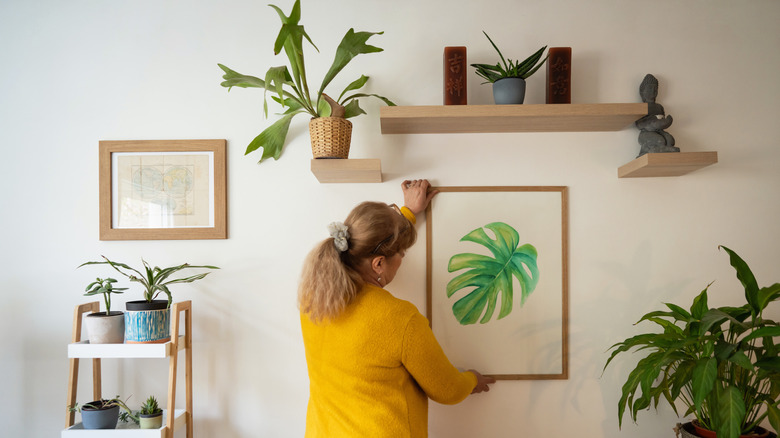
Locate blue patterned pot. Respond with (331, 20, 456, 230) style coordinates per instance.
(124, 300, 170, 344)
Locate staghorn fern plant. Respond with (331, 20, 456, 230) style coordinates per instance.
(446, 222, 539, 325)
(218, 0, 395, 164)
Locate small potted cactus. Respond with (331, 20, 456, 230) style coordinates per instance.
(138, 395, 163, 429)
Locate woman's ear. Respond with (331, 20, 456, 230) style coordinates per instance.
(370, 255, 385, 275)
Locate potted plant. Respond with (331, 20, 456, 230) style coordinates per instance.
(603, 246, 780, 438)
(137, 395, 163, 429)
(80, 277, 128, 344)
(69, 396, 133, 430)
(79, 255, 218, 343)
(218, 0, 395, 163)
(470, 31, 547, 104)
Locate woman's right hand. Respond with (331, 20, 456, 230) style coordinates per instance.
(468, 369, 496, 394)
(402, 179, 438, 215)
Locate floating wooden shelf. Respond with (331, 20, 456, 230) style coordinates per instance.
(618, 152, 718, 178)
(380, 103, 648, 134)
(311, 158, 382, 183)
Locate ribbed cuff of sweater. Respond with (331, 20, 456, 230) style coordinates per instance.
(400, 206, 416, 225)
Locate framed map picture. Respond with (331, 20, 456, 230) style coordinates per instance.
(99, 140, 227, 240)
(426, 186, 568, 380)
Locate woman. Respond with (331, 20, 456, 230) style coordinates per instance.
(298, 179, 495, 438)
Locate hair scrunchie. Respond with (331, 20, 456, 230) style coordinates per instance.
(327, 222, 350, 252)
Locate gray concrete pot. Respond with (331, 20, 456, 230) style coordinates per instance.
(492, 77, 526, 104)
(85, 311, 125, 344)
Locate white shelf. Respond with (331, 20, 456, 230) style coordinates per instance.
(68, 336, 186, 359)
(62, 409, 186, 437)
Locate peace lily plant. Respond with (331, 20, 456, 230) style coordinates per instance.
(604, 246, 780, 438)
(218, 0, 395, 163)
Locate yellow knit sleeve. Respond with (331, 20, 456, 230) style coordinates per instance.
(401, 312, 477, 405)
(399, 206, 416, 225)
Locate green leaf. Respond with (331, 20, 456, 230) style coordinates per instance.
(342, 99, 366, 119)
(263, 66, 293, 117)
(767, 404, 780, 436)
(757, 283, 780, 313)
(742, 326, 780, 343)
(691, 357, 717, 411)
(337, 75, 370, 102)
(716, 386, 746, 438)
(218, 64, 266, 90)
(318, 29, 384, 98)
(446, 222, 539, 325)
(244, 112, 300, 162)
(691, 287, 710, 320)
(755, 357, 780, 372)
(720, 246, 760, 314)
(665, 302, 692, 321)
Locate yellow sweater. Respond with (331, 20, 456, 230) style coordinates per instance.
(301, 283, 477, 437)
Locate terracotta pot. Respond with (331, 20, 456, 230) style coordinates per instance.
(690, 420, 771, 438)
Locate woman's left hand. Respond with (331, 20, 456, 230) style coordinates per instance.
(402, 179, 438, 215)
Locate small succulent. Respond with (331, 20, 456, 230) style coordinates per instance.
(471, 31, 548, 83)
(140, 395, 162, 416)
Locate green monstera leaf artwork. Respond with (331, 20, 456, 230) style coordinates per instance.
(446, 222, 539, 325)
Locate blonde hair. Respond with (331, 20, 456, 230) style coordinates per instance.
(298, 201, 417, 322)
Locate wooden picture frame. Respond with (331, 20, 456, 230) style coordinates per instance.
(426, 186, 568, 380)
(99, 139, 227, 240)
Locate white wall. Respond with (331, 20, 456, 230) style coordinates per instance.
(1, 0, 779, 436)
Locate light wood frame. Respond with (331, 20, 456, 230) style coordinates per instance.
(426, 186, 569, 380)
(99, 140, 227, 240)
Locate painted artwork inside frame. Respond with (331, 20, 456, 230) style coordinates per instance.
(114, 152, 213, 229)
(426, 186, 568, 380)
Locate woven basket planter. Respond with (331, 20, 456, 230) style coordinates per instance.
(309, 117, 352, 159)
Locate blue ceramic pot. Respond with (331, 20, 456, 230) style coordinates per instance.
(492, 77, 526, 104)
(124, 300, 170, 344)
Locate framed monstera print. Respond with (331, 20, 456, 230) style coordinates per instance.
(98, 139, 227, 240)
(426, 186, 568, 380)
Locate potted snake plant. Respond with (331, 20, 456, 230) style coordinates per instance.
(79, 255, 218, 343)
(470, 31, 547, 104)
(603, 246, 780, 438)
(218, 0, 395, 163)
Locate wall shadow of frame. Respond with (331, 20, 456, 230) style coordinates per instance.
(425, 186, 568, 380)
(98, 139, 227, 241)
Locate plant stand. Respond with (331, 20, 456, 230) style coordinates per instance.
(63, 301, 193, 438)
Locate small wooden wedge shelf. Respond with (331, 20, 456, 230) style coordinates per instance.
(379, 103, 648, 134)
(618, 152, 718, 178)
(311, 158, 382, 183)
(63, 301, 193, 438)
